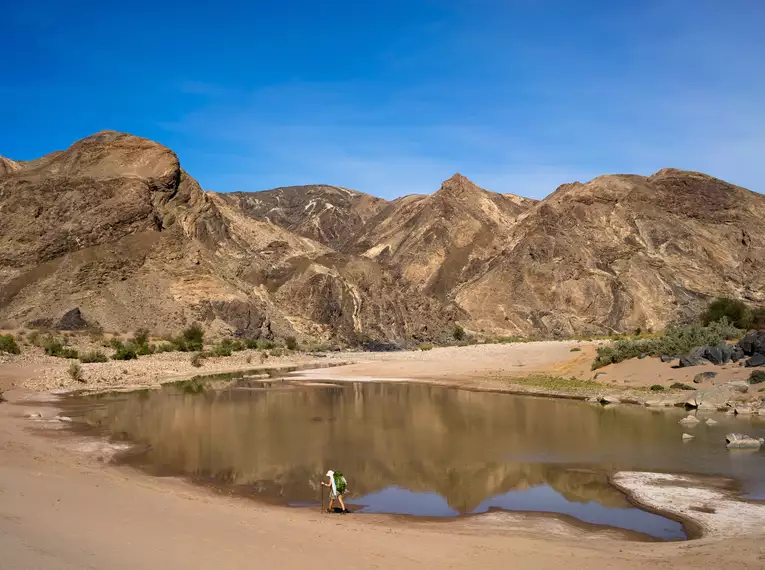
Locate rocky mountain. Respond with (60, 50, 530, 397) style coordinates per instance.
(218, 185, 387, 251)
(1, 131, 763, 343)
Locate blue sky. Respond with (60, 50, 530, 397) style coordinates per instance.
(2, 0, 763, 199)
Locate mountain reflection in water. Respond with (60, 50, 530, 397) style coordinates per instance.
(67, 381, 765, 536)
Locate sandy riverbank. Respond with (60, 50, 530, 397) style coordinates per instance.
(0, 339, 754, 397)
(2, 393, 765, 569)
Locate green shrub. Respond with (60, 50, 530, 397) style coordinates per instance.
(133, 328, 150, 347)
(702, 298, 751, 329)
(650, 384, 665, 391)
(419, 343, 434, 351)
(42, 336, 78, 358)
(570, 347, 581, 352)
(0, 334, 20, 355)
(181, 323, 204, 352)
(750, 307, 765, 329)
(670, 382, 695, 391)
(270, 348, 284, 357)
(245, 339, 259, 349)
(453, 325, 466, 341)
(79, 350, 108, 363)
(190, 352, 205, 368)
(258, 339, 276, 350)
(211, 341, 232, 357)
(285, 336, 298, 351)
(109, 338, 124, 350)
(68, 362, 85, 383)
(749, 371, 765, 385)
(592, 319, 742, 370)
(154, 343, 176, 353)
(112, 346, 137, 361)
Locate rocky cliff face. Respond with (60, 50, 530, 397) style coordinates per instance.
(0, 132, 456, 343)
(1, 132, 763, 342)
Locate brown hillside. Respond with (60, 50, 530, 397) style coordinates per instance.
(1, 131, 762, 341)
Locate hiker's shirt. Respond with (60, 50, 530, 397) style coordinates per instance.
(330, 476, 338, 497)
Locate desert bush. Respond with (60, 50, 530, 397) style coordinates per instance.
(750, 307, 765, 329)
(592, 319, 742, 370)
(419, 343, 434, 351)
(270, 348, 284, 357)
(79, 350, 108, 363)
(154, 343, 176, 353)
(285, 336, 298, 351)
(133, 328, 150, 347)
(211, 341, 233, 357)
(650, 384, 665, 391)
(0, 334, 20, 355)
(68, 362, 85, 383)
(43, 337, 78, 359)
(190, 352, 205, 367)
(181, 323, 204, 352)
(670, 382, 695, 391)
(570, 347, 581, 352)
(28, 331, 41, 346)
(702, 298, 751, 329)
(109, 338, 124, 350)
(749, 370, 765, 385)
(453, 325, 465, 341)
(112, 346, 137, 361)
(258, 339, 276, 350)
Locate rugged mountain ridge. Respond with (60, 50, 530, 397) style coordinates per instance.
(1, 131, 763, 342)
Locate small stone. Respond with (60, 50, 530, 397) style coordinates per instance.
(682, 433, 694, 441)
(55, 415, 73, 422)
(600, 395, 621, 405)
(24, 412, 42, 419)
(705, 418, 719, 425)
(679, 415, 700, 425)
(693, 371, 718, 384)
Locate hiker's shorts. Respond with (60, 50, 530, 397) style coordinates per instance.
(329, 489, 339, 499)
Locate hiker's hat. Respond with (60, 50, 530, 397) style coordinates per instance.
(326, 470, 334, 477)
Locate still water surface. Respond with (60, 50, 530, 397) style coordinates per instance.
(61, 380, 765, 540)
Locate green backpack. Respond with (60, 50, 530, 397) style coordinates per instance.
(333, 472, 347, 494)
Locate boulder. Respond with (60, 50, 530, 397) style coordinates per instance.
(693, 371, 718, 384)
(705, 346, 724, 365)
(745, 353, 765, 368)
(728, 380, 750, 393)
(706, 418, 719, 426)
(679, 356, 702, 368)
(718, 342, 733, 364)
(731, 345, 745, 362)
(725, 433, 764, 449)
(738, 331, 765, 357)
(679, 415, 700, 426)
(682, 433, 695, 441)
(660, 354, 677, 363)
(734, 405, 755, 415)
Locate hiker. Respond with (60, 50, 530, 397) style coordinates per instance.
(321, 470, 348, 513)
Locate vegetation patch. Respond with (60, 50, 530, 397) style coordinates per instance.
(592, 319, 741, 370)
(650, 384, 665, 391)
(506, 375, 603, 391)
(670, 382, 695, 391)
(419, 343, 434, 351)
(749, 370, 765, 385)
(79, 350, 108, 363)
(0, 334, 20, 355)
(68, 362, 85, 383)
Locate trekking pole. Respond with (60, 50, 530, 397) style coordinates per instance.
(320, 481, 324, 513)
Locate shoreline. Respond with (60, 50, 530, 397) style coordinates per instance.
(7, 373, 764, 544)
